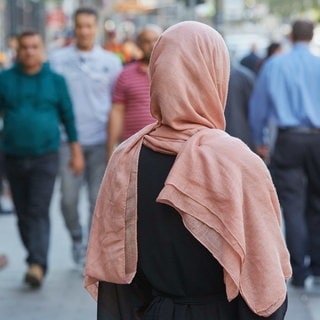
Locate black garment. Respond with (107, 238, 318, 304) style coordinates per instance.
(225, 64, 255, 150)
(270, 130, 320, 286)
(240, 52, 261, 74)
(97, 145, 288, 319)
(5, 152, 58, 272)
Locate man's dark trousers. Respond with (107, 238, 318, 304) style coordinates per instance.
(270, 130, 320, 286)
(5, 152, 58, 273)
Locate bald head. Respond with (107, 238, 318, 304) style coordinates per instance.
(136, 24, 162, 64)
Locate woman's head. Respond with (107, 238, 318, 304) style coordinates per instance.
(149, 21, 230, 132)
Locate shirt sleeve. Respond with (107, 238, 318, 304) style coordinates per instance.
(0, 72, 5, 111)
(110, 56, 123, 98)
(249, 65, 273, 147)
(112, 70, 126, 104)
(54, 74, 78, 143)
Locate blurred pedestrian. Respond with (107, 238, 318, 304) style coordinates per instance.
(240, 43, 261, 74)
(256, 41, 283, 74)
(49, 7, 122, 268)
(250, 19, 320, 289)
(2, 34, 18, 69)
(225, 63, 255, 150)
(103, 20, 138, 65)
(107, 24, 162, 158)
(255, 41, 283, 159)
(0, 30, 84, 288)
(0, 149, 14, 215)
(85, 21, 291, 320)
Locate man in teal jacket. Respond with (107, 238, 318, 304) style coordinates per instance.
(0, 30, 84, 288)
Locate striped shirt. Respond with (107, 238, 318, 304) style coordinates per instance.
(112, 61, 155, 140)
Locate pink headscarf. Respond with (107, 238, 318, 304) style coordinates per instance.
(85, 21, 291, 317)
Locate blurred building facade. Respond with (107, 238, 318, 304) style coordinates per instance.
(0, 0, 255, 54)
(0, 0, 103, 49)
(0, 0, 197, 49)
(0, 0, 46, 51)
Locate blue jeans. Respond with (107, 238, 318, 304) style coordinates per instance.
(59, 143, 106, 244)
(5, 152, 58, 272)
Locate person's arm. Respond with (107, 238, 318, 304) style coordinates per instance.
(0, 72, 5, 112)
(107, 63, 126, 159)
(107, 102, 125, 159)
(55, 74, 85, 174)
(249, 65, 272, 162)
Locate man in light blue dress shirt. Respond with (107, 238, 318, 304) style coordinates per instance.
(249, 19, 320, 289)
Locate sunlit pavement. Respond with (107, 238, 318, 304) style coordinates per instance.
(0, 180, 96, 320)
(1, 180, 320, 320)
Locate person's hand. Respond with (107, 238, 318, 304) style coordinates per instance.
(255, 145, 270, 164)
(68, 142, 85, 175)
(0, 254, 8, 270)
(69, 153, 85, 175)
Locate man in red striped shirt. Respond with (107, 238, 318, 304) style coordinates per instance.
(107, 24, 162, 158)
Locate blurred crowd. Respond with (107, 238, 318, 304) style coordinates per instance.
(0, 4, 320, 319)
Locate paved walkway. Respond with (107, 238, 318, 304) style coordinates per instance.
(0, 181, 320, 319)
(0, 182, 95, 320)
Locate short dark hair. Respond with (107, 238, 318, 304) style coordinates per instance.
(266, 42, 281, 58)
(291, 19, 314, 42)
(73, 7, 98, 21)
(17, 30, 42, 44)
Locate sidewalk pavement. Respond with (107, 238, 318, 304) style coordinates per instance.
(0, 181, 96, 320)
(1, 181, 320, 320)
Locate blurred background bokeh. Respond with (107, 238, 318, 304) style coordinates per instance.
(1, 0, 320, 65)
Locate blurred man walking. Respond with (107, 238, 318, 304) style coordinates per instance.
(0, 30, 83, 287)
(250, 19, 320, 289)
(50, 7, 122, 268)
(107, 24, 162, 158)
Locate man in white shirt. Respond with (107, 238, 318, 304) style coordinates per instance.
(50, 7, 122, 267)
